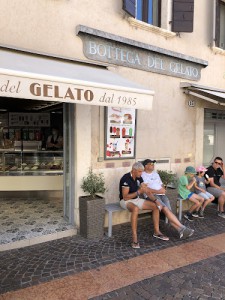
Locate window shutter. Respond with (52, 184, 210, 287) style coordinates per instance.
(215, 0, 220, 47)
(172, 0, 194, 32)
(123, 0, 136, 18)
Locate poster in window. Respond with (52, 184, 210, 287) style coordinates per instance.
(105, 107, 136, 159)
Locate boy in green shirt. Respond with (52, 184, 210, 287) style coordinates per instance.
(178, 166, 204, 221)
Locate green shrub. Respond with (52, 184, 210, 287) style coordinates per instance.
(81, 168, 106, 199)
(157, 170, 177, 188)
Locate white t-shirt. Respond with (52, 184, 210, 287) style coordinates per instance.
(142, 171, 163, 193)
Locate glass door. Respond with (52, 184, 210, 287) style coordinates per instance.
(63, 103, 75, 224)
(203, 123, 215, 166)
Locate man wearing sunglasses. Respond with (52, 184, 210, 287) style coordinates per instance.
(206, 157, 225, 218)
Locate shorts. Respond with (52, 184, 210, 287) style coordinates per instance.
(187, 192, 194, 199)
(120, 198, 145, 210)
(206, 187, 223, 198)
(197, 191, 213, 200)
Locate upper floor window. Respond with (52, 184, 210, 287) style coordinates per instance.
(215, 0, 225, 49)
(136, 0, 161, 27)
(123, 0, 194, 33)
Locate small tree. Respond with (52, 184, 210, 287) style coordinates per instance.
(81, 168, 106, 199)
(157, 170, 177, 188)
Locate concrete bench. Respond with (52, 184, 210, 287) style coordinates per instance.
(105, 202, 168, 238)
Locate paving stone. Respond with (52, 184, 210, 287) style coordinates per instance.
(1, 206, 225, 297)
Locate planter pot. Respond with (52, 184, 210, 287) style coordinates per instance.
(79, 195, 105, 239)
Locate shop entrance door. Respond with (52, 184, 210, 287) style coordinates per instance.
(204, 109, 225, 166)
(63, 103, 75, 223)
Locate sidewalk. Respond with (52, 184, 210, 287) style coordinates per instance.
(1, 206, 225, 299)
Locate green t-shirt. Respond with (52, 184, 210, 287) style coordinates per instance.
(178, 175, 190, 199)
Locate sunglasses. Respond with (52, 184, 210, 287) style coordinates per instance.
(214, 161, 222, 165)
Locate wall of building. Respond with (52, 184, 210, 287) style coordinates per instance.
(1, 0, 225, 226)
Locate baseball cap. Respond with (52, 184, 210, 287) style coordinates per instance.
(142, 159, 156, 166)
(185, 166, 196, 174)
(196, 166, 208, 172)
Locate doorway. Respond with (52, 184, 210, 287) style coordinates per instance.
(0, 97, 75, 250)
(203, 109, 225, 165)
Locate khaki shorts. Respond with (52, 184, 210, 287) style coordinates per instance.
(120, 198, 145, 210)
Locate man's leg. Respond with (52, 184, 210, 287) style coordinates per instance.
(161, 206, 183, 231)
(207, 187, 225, 215)
(127, 203, 139, 243)
(142, 200, 169, 240)
(156, 195, 172, 211)
(218, 192, 225, 212)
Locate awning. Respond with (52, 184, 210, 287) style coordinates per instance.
(0, 48, 154, 110)
(180, 82, 225, 106)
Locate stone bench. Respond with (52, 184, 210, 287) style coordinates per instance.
(105, 202, 168, 238)
(177, 196, 218, 221)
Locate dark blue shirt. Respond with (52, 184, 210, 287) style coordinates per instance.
(119, 172, 143, 200)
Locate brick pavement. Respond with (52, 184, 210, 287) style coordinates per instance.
(90, 252, 225, 300)
(1, 206, 225, 299)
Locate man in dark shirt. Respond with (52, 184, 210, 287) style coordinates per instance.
(119, 162, 169, 249)
(206, 156, 225, 218)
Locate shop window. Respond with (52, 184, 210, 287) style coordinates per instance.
(123, 0, 194, 32)
(215, 0, 225, 50)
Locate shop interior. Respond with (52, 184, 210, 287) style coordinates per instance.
(0, 97, 74, 249)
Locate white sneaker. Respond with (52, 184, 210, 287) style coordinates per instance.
(218, 212, 225, 219)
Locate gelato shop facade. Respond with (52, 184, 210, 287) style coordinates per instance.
(1, 0, 225, 242)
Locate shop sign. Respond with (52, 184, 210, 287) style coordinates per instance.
(81, 36, 201, 81)
(77, 26, 208, 81)
(0, 75, 153, 110)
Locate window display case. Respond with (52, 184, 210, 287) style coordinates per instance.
(0, 150, 63, 176)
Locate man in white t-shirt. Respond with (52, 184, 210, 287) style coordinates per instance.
(141, 159, 172, 210)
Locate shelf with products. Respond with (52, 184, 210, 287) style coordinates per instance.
(0, 150, 63, 176)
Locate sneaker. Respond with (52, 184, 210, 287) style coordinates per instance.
(192, 211, 199, 218)
(218, 212, 225, 219)
(131, 242, 140, 249)
(153, 233, 169, 241)
(198, 209, 204, 219)
(184, 213, 194, 222)
(179, 227, 194, 239)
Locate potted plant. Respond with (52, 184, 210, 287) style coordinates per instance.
(157, 170, 177, 189)
(79, 168, 106, 239)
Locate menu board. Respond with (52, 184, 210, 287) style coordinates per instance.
(105, 107, 136, 159)
(9, 113, 50, 127)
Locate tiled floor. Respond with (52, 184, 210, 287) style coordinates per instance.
(0, 197, 75, 250)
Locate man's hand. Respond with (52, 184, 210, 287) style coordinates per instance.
(155, 199, 163, 211)
(138, 182, 148, 194)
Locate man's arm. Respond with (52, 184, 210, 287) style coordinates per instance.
(147, 186, 166, 194)
(122, 183, 148, 200)
(208, 177, 225, 191)
(221, 161, 225, 180)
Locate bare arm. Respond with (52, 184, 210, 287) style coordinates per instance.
(186, 177, 196, 190)
(194, 182, 205, 193)
(122, 183, 148, 201)
(208, 177, 225, 191)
